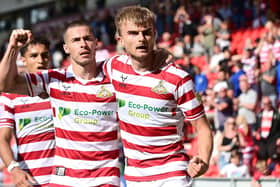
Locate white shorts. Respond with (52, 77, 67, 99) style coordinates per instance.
(126, 176, 193, 187)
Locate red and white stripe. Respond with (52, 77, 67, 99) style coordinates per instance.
(105, 55, 205, 182)
(0, 93, 55, 186)
(25, 65, 119, 187)
(260, 110, 273, 139)
(241, 56, 257, 84)
(259, 43, 273, 64)
(273, 40, 280, 61)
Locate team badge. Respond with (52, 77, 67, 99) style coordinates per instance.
(151, 80, 168, 94)
(96, 86, 113, 98)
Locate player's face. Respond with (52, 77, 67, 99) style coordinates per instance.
(22, 44, 50, 73)
(63, 25, 97, 67)
(118, 20, 155, 61)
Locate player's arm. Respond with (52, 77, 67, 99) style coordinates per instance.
(0, 29, 32, 95)
(187, 115, 213, 178)
(0, 128, 35, 186)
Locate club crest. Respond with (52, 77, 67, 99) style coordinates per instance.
(96, 86, 113, 98)
(151, 80, 168, 94)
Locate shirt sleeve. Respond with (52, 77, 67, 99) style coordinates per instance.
(0, 94, 15, 129)
(103, 58, 113, 82)
(25, 70, 49, 97)
(176, 75, 205, 120)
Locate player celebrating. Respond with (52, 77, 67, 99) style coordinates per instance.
(104, 6, 213, 187)
(0, 36, 55, 186)
(0, 21, 119, 186)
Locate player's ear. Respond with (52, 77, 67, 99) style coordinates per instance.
(21, 56, 27, 66)
(63, 43, 70, 54)
(115, 32, 124, 47)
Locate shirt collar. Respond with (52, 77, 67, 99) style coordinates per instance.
(65, 65, 104, 82)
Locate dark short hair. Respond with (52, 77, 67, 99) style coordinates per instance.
(63, 20, 94, 41)
(20, 36, 50, 56)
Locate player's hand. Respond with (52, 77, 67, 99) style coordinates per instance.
(11, 167, 36, 187)
(9, 29, 32, 49)
(187, 156, 209, 178)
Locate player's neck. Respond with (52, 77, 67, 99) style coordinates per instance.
(131, 54, 160, 72)
(72, 62, 97, 80)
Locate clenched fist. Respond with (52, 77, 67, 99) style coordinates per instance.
(9, 29, 32, 49)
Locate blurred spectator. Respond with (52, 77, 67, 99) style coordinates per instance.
(260, 51, 277, 107)
(217, 2, 232, 21)
(95, 41, 110, 62)
(255, 32, 274, 67)
(171, 37, 184, 59)
(212, 86, 234, 131)
(254, 96, 280, 161)
(209, 44, 224, 72)
(218, 47, 233, 72)
(216, 21, 231, 50)
(194, 66, 208, 95)
(52, 48, 64, 68)
(203, 88, 216, 122)
(213, 68, 234, 99)
(252, 1, 267, 29)
(182, 34, 192, 55)
(237, 75, 258, 127)
(174, 5, 197, 39)
(220, 150, 250, 178)
(273, 27, 280, 63)
(192, 34, 205, 57)
(239, 47, 259, 90)
(230, 62, 246, 97)
(216, 117, 242, 170)
(157, 32, 173, 49)
(199, 14, 216, 60)
(251, 159, 272, 187)
(236, 115, 255, 173)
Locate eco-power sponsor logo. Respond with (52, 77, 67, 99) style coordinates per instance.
(19, 118, 31, 130)
(34, 116, 54, 130)
(118, 99, 126, 108)
(57, 106, 114, 125)
(128, 101, 168, 112)
(18, 116, 53, 131)
(34, 116, 53, 123)
(74, 109, 114, 116)
(117, 99, 168, 119)
(58, 107, 71, 120)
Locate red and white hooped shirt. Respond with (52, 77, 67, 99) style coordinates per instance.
(25, 65, 119, 187)
(104, 55, 205, 182)
(0, 93, 55, 186)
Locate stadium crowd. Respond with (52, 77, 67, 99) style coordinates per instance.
(0, 0, 280, 187)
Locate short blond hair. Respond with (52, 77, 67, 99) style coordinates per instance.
(115, 5, 155, 36)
